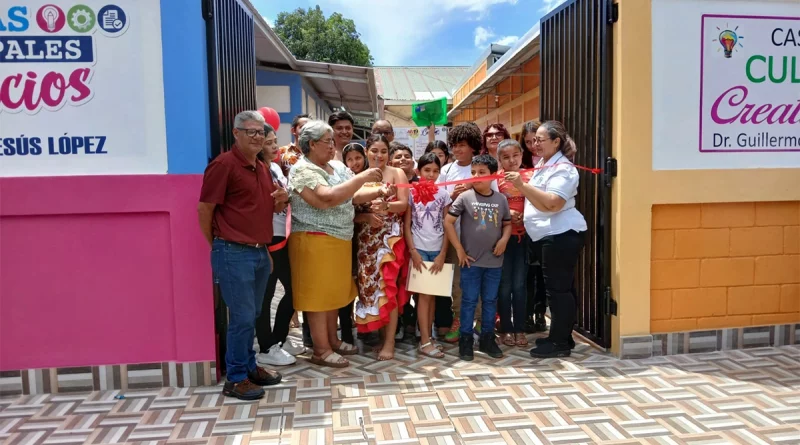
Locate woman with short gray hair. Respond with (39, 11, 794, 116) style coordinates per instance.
(288, 120, 391, 368)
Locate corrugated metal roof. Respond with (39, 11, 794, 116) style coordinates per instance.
(374, 67, 470, 102)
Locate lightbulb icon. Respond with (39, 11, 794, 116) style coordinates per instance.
(718, 30, 737, 58)
(43, 6, 60, 31)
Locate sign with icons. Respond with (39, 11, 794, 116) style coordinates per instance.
(393, 126, 448, 160)
(652, 0, 800, 170)
(0, 1, 166, 177)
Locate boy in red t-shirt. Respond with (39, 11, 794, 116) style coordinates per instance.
(496, 139, 534, 347)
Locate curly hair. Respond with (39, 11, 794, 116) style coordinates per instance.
(447, 123, 482, 155)
(481, 123, 511, 154)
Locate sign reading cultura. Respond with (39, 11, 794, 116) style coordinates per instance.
(700, 14, 800, 153)
(0, 1, 167, 177)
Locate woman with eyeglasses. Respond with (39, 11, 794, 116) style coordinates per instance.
(288, 120, 391, 368)
(519, 121, 547, 334)
(504, 120, 587, 359)
(481, 123, 511, 159)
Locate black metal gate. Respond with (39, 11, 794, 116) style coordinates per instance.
(204, 0, 257, 160)
(203, 0, 258, 376)
(539, 0, 616, 348)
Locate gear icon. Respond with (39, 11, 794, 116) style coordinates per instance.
(71, 9, 91, 29)
(67, 5, 95, 32)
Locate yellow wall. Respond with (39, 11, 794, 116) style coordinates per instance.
(612, 0, 800, 352)
(452, 56, 541, 134)
(650, 202, 800, 332)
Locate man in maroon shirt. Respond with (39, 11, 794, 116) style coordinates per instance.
(198, 110, 289, 400)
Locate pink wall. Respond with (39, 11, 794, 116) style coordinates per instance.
(0, 174, 216, 370)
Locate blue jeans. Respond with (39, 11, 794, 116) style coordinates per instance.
(459, 266, 502, 336)
(498, 236, 529, 333)
(417, 249, 440, 261)
(211, 239, 271, 383)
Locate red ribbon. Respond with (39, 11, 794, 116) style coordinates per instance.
(402, 163, 603, 205)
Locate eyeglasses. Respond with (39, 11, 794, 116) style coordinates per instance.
(317, 138, 335, 146)
(236, 128, 266, 138)
(373, 130, 393, 136)
(486, 133, 503, 139)
(534, 137, 552, 144)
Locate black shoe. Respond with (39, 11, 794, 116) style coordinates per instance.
(222, 378, 265, 400)
(535, 336, 576, 349)
(458, 334, 474, 361)
(478, 334, 503, 359)
(248, 367, 282, 386)
(530, 342, 571, 358)
(533, 314, 548, 332)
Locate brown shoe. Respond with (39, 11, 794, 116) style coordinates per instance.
(248, 367, 282, 386)
(222, 378, 264, 400)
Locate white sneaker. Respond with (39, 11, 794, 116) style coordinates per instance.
(282, 340, 306, 356)
(257, 344, 296, 366)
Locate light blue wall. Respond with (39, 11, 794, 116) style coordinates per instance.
(161, 0, 211, 174)
(256, 70, 303, 124)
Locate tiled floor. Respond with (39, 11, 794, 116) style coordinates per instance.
(3, 330, 800, 445)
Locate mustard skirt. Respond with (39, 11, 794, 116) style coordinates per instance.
(289, 232, 357, 312)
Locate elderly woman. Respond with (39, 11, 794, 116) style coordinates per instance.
(288, 120, 388, 368)
(504, 120, 587, 359)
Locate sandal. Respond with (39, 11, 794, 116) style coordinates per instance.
(515, 333, 528, 347)
(335, 341, 358, 356)
(418, 341, 445, 358)
(501, 333, 515, 346)
(308, 351, 349, 368)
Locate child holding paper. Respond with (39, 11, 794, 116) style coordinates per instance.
(445, 154, 512, 361)
(404, 153, 451, 358)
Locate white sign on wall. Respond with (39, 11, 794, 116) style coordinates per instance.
(652, 0, 800, 170)
(393, 126, 448, 160)
(0, 1, 167, 177)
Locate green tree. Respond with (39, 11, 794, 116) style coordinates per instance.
(274, 6, 373, 67)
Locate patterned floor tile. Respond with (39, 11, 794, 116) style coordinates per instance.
(4, 315, 800, 445)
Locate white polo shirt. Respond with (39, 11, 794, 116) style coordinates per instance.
(523, 153, 587, 242)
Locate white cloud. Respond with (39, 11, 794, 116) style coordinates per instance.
(474, 26, 493, 47)
(309, 0, 519, 65)
(540, 0, 568, 13)
(473, 26, 519, 48)
(262, 15, 273, 27)
(495, 35, 519, 46)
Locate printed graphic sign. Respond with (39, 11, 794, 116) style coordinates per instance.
(393, 126, 448, 160)
(0, 1, 167, 177)
(651, 0, 800, 170)
(700, 15, 800, 153)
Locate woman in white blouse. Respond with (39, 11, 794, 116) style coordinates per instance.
(504, 120, 587, 359)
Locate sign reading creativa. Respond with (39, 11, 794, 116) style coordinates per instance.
(699, 14, 800, 153)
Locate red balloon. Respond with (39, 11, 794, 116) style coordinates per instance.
(258, 107, 281, 130)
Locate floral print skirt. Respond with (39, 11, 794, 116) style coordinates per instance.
(353, 212, 409, 333)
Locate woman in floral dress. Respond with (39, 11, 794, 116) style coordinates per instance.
(354, 134, 409, 361)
